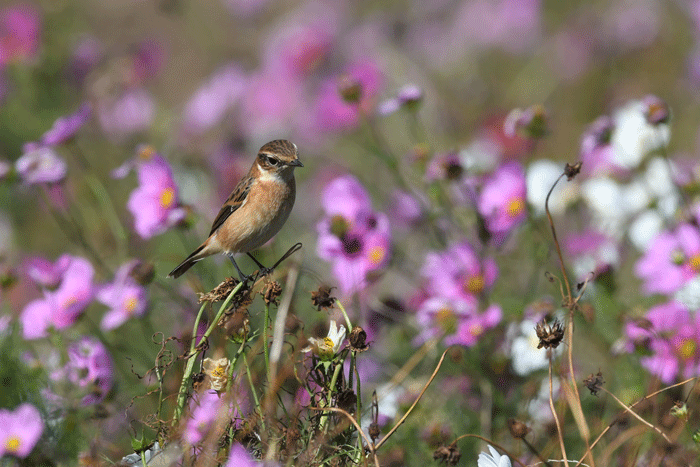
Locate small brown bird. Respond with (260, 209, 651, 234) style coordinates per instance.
(168, 139, 302, 280)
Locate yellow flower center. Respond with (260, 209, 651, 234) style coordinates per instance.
(436, 307, 457, 334)
(368, 246, 386, 266)
(212, 365, 227, 378)
(469, 323, 484, 337)
(5, 436, 21, 452)
(688, 254, 700, 273)
(160, 188, 175, 209)
(678, 339, 696, 360)
(63, 296, 78, 310)
(138, 145, 156, 160)
(506, 197, 525, 218)
(465, 274, 485, 295)
(124, 296, 138, 314)
(322, 336, 334, 349)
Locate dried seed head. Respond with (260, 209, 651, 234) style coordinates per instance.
(263, 280, 282, 306)
(583, 370, 605, 396)
(337, 389, 357, 414)
(369, 422, 381, 443)
(348, 326, 369, 352)
(564, 161, 582, 181)
(220, 310, 250, 343)
(199, 277, 240, 303)
(311, 285, 336, 310)
(129, 260, 155, 285)
(433, 442, 461, 466)
(508, 418, 531, 439)
(535, 319, 565, 349)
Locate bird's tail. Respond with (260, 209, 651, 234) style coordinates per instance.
(168, 244, 207, 278)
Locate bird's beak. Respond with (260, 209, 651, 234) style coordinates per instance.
(288, 159, 303, 167)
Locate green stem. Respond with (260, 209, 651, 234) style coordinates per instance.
(320, 362, 344, 434)
(336, 300, 353, 332)
(263, 301, 270, 385)
(243, 352, 266, 433)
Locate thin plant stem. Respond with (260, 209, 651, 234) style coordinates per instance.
(263, 300, 270, 384)
(599, 387, 671, 443)
(243, 352, 265, 434)
(549, 351, 568, 463)
(336, 299, 353, 331)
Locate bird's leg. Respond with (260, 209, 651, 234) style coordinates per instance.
(228, 254, 250, 283)
(247, 252, 273, 277)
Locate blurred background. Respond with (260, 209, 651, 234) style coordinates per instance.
(2, 0, 700, 464)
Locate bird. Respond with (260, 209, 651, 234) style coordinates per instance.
(168, 139, 303, 281)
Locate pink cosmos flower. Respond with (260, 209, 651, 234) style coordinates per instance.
(20, 255, 95, 339)
(625, 301, 700, 384)
(420, 241, 498, 304)
(314, 60, 383, 131)
(477, 162, 527, 242)
(415, 296, 501, 347)
(97, 260, 148, 331)
(0, 403, 43, 458)
(14, 147, 67, 184)
(184, 390, 247, 445)
(97, 88, 155, 139)
(225, 443, 267, 467)
(635, 223, 700, 295)
(24, 254, 71, 288)
(38, 102, 92, 147)
(579, 115, 622, 177)
(0, 4, 41, 66)
(124, 145, 187, 239)
(316, 175, 391, 294)
(64, 336, 114, 405)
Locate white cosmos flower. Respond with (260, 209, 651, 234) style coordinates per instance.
(526, 159, 580, 216)
(611, 100, 670, 170)
(478, 445, 512, 467)
(304, 320, 346, 361)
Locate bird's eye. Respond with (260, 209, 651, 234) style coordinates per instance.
(266, 156, 278, 166)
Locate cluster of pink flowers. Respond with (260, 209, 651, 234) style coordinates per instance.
(21, 254, 95, 340)
(96, 260, 148, 331)
(414, 242, 502, 347)
(625, 301, 700, 384)
(316, 175, 391, 294)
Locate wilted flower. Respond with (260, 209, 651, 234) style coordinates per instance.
(433, 442, 461, 465)
(123, 145, 187, 239)
(477, 162, 527, 242)
(65, 336, 114, 405)
(304, 320, 346, 360)
(15, 147, 67, 184)
(0, 403, 43, 458)
(477, 445, 512, 467)
(96, 260, 148, 331)
(20, 255, 95, 339)
(202, 357, 230, 392)
(310, 285, 336, 310)
(534, 319, 565, 349)
(316, 175, 391, 294)
(583, 371, 605, 396)
(510, 318, 562, 376)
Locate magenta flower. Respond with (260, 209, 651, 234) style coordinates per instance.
(24, 254, 71, 288)
(388, 190, 424, 227)
(20, 255, 95, 339)
(184, 390, 247, 445)
(0, 4, 41, 66)
(415, 296, 501, 346)
(477, 162, 527, 242)
(579, 115, 622, 177)
(635, 223, 700, 295)
(421, 241, 498, 304)
(263, 20, 334, 79)
(181, 65, 247, 136)
(96, 260, 148, 331)
(225, 443, 267, 467)
(124, 145, 186, 239)
(38, 102, 92, 147)
(0, 403, 43, 458)
(97, 88, 155, 139)
(14, 147, 67, 184)
(314, 60, 383, 131)
(65, 336, 114, 405)
(316, 175, 391, 294)
(625, 301, 700, 383)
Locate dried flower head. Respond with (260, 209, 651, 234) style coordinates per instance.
(199, 277, 240, 303)
(564, 161, 582, 181)
(583, 370, 605, 396)
(311, 285, 336, 310)
(433, 442, 461, 466)
(535, 319, 565, 349)
(368, 422, 381, 443)
(202, 357, 230, 392)
(263, 280, 282, 306)
(348, 326, 369, 352)
(507, 418, 531, 439)
(670, 401, 688, 419)
(337, 389, 357, 414)
(219, 310, 250, 343)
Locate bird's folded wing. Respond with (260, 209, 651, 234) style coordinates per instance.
(209, 175, 253, 235)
